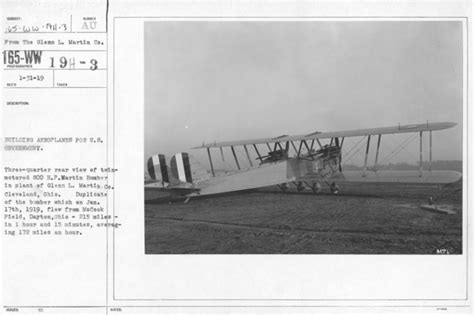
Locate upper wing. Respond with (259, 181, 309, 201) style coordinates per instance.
(192, 122, 456, 149)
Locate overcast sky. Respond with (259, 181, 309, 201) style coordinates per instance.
(144, 21, 463, 168)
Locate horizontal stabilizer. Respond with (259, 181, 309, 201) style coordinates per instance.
(145, 181, 198, 195)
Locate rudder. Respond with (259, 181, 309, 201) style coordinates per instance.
(170, 152, 193, 183)
(147, 154, 170, 184)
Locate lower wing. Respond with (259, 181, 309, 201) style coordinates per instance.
(328, 170, 462, 184)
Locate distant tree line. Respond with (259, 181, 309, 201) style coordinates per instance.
(343, 160, 462, 172)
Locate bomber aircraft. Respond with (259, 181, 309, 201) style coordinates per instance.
(145, 122, 462, 201)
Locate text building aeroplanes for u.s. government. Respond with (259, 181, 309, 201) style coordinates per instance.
(145, 122, 461, 200)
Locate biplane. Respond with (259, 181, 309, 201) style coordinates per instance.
(145, 122, 462, 200)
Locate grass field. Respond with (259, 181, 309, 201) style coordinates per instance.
(145, 182, 462, 254)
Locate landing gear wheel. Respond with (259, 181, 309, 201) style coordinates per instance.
(280, 183, 288, 192)
(312, 182, 321, 193)
(330, 182, 340, 195)
(297, 182, 305, 192)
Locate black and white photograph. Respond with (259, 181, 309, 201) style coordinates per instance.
(144, 20, 463, 255)
(3, 0, 472, 312)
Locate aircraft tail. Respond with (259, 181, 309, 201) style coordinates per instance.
(147, 154, 170, 185)
(147, 152, 210, 187)
(170, 152, 211, 184)
(170, 152, 194, 183)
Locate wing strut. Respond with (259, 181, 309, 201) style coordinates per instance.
(290, 141, 298, 154)
(231, 146, 241, 170)
(297, 141, 303, 157)
(374, 134, 382, 171)
(429, 130, 432, 172)
(363, 135, 371, 177)
(244, 145, 253, 167)
(419, 131, 423, 177)
(338, 137, 345, 172)
(303, 140, 311, 153)
(207, 148, 215, 177)
(316, 139, 323, 149)
(253, 144, 262, 161)
(220, 147, 225, 162)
